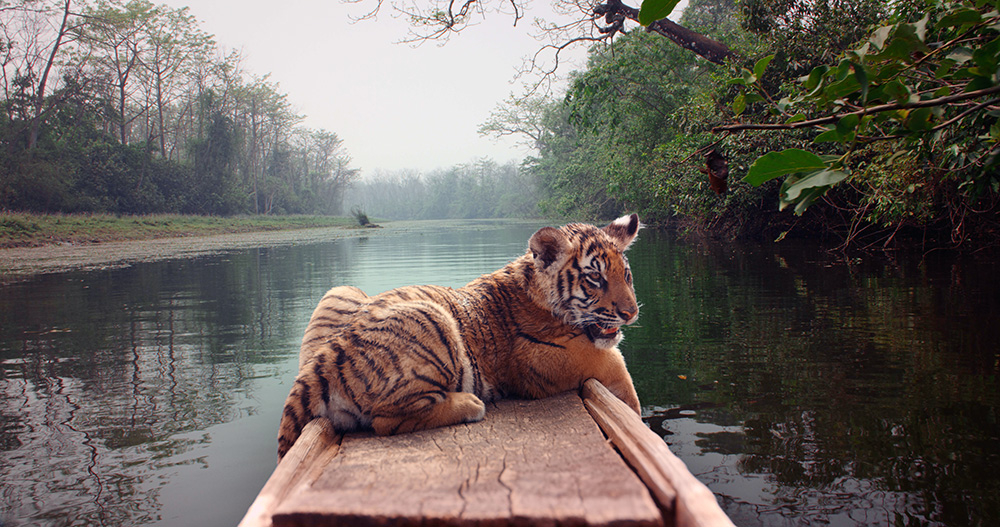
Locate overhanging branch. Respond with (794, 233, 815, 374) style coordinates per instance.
(712, 84, 1000, 134)
(593, 0, 738, 65)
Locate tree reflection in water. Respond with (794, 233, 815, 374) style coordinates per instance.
(627, 229, 1000, 526)
(0, 244, 343, 526)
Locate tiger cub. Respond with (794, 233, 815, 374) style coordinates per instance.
(277, 214, 642, 462)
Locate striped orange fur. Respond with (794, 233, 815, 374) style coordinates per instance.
(276, 214, 642, 462)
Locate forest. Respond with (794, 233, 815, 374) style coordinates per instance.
(1, 0, 358, 216)
(3, 0, 1000, 249)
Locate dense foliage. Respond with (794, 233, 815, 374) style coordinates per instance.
(514, 0, 790, 234)
(730, 0, 1000, 248)
(1, 0, 357, 216)
(494, 0, 1000, 249)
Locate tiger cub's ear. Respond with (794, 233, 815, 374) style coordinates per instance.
(529, 226, 570, 270)
(603, 214, 640, 251)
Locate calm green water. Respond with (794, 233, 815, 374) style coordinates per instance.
(1, 221, 997, 526)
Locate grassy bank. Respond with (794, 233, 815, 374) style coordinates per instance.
(0, 213, 360, 249)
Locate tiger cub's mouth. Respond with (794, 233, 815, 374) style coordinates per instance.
(584, 323, 621, 342)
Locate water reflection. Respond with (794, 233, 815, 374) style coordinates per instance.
(626, 230, 1000, 526)
(0, 222, 537, 527)
(0, 249, 314, 526)
(1, 221, 997, 527)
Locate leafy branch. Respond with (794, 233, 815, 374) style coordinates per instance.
(714, 84, 1000, 133)
(713, 0, 1000, 216)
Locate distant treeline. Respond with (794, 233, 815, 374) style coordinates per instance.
(345, 160, 538, 220)
(1, 0, 356, 216)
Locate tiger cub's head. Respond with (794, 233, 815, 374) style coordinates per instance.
(528, 214, 641, 349)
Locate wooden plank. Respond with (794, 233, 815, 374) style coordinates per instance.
(271, 391, 663, 527)
(238, 419, 342, 527)
(582, 379, 736, 527)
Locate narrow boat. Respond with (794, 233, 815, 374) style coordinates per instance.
(239, 379, 736, 527)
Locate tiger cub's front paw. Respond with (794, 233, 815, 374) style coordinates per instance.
(453, 392, 486, 423)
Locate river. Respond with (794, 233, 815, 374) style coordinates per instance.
(0, 220, 997, 526)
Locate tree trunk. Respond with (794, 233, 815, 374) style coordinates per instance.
(155, 48, 168, 158)
(119, 79, 128, 144)
(28, 0, 73, 151)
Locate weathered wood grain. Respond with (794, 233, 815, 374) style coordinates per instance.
(239, 418, 343, 527)
(271, 391, 663, 527)
(582, 379, 736, 527)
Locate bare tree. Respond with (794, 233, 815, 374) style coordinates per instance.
(0, 0, 87, 150)
(479, 93, 549, 149)
(348, 0, 736, 88)
(75, 0, 156, 144)
(28, 0, 76, 149)
(138, 4, 213, 158)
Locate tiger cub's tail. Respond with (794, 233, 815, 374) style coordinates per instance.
(276, 375, 317, 462)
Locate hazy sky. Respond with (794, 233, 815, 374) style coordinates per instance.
(156, 0, 593, 175)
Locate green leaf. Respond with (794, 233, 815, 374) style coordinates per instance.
(937, 8, 981, 29)
(754, 55, 775, 80)
(873, 23, 931, 61)
(870, 25, 893, 50)
(824, 75, 861, 100)
(777, 97, 794, 113)
(638, 0, 681, 26)
(872, 62, 905, 82)
(906, 107, 934, 131)
(785, 113, 807, 124)
(792, 185, 834, 215)
(882, 80, 911, 103)
(836, 114, 860, 136)
(834, 59, 852, 81)
(851, 42, 871, 59)
(913, 14, 929, 42)
(783, 169, 849, 201)
(813, 114, 861, 143)
(852, 62, 869, 101)
(972, 36, 1000, 72)
(966, 75, 994, 92)
(802, 66, 829, 92)
(860, 114, 875, 128)
(935, 58, 957, 78)
(813, 129, 842, 143)
(947, 48, 974, 64)
(732, 93, 746, 116)
(744, 149, 828, 186)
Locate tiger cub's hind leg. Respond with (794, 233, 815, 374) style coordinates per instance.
(371, 391, 486, 436)
(300, 286, 370, 368)
(352, 299, 486, 435)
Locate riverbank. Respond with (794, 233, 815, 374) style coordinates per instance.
(0, 212, 360, 249)
(0, 218, 535, 282)
(0, 224, 376, 281)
